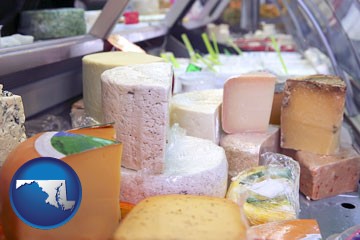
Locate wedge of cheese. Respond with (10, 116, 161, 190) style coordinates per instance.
(0, 125, 122, 240)
(281, 75, 346, 155)
(120, 135, 228, 204)
(247, 219, 322, 240)
(113, 195, 248, 240)
(222, 72, 276, 133)
(0, 85, 26, 167)
(170, 89, 223, 144)
(220, 125, 280, 177)
(82, 52, 164, 122)
(295, 146, 360, 200)
(102, 62, 173, 174)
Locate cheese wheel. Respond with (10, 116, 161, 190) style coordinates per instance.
(82, 52, 164, 122)
(0, 125, 122, 240)
(120, 135, 228, 204)
(102, 62, 173, 174)
(170, 89, 223, 144)
(113, 195, 248, 240)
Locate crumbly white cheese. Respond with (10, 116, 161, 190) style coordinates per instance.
(0, 85, 26, 166)
(101, 62, 173, 174)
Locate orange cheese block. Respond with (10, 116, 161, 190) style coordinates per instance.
(281, 75, 346, 155)
(0, 125, 122, 240)
(247, 219, 321, 240)
(295, 145, 360, 200)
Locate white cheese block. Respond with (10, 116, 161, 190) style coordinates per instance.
(170, 89, 223, 144)
(82, 52, 164, 122)
(0, 85, 26, 167)
(220, 125, 280, 177)
(120, 135, 228, 204)
(102, 62, 173, 174)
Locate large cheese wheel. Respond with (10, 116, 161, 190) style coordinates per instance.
(120, 135, 228, 204)
(82, 52, 164, 122)
(0, 125, 122, 240)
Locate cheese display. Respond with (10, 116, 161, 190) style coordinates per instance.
(281, 75, 346, 155)
(0, 125, 122, 240)
(294, 146, 360, 200)
(170, 89, 223, 144)
(270, 83, 284, 125)
(222, 72, 276, 133)
(247, 219, 322, 240)
(82, 51, 164, 122)
(220, 125, 280, 177)
(102, 62, 173, 174)
(0, 85, 26, 168)
(120, 127, 228, 204)
(227, 152, 300, 225)
(18, 8, 86, 40)
(113, 195, 248, 240)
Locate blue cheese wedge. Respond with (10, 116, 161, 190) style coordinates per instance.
(0, 85, 26, 167)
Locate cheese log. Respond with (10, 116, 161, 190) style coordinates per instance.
(18, 8, 86, 40)
(120, 135, 228, 204)
(281, 75, 346, 154)
(247, 219, 321, 240)
(82, 52, 164, 122)
(113, 195, 248, 240)
(294, 146, 360, 200)
(220, 125, 280, 177)
(222, 72, 276, 133)
(0, 85, 26, 167)
(0, 126, 122, 240)
(170, 89, 223, 144)
(102, 62, 173, 174)
(269, 83, 284, 125)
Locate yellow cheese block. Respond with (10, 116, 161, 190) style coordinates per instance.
(113, 194, 248, 240)
(281, 75, 346, 154)
(0, 125, 122, 240)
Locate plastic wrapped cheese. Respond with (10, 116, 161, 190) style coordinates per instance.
(120, 125, 228, 204)
(226, 152, 300, 225)
(0, 125, 122, 240)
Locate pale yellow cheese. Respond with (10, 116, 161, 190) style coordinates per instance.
(113, 194, 248, 240)
(82, 52, 164, 122)
(281, 75, 346, 155)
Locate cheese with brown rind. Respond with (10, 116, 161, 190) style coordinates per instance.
(113, 195, 248, 240)
(294, 145, 360, 200)
(281, 75, 346, 155)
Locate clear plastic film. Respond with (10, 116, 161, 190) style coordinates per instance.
(226, 152, 300, 225)
(70, 100, 99, 128)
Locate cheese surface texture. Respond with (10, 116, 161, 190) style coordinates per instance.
(170, 89, 223, 144)
(222, 72, 276, 133)
(295, 146, 360, 200)
(281, 75, 346, 154)
(102, 62, 173, 174)
(113, 195, 248, 240)
(220, 125, 280, 177)
(82, 52, 164, 122)
(120, 134, 228, 204)
(270, 83, 284, 125)
(0, 126, 122, 240)
(0, 85, 26, 167)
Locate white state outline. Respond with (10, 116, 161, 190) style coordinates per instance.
(34, 132, 66, 159)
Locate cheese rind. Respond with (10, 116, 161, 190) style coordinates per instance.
(102, 62, 173, 174)
(113, 195, 248, 240)
(120, 135, 228, 204)
(0, 126, 122, 240)
(0, 86, 26, 167)
(220, 125, 280, 177)
(295, 146, 360, 200)
(281, 75, 346, 154)
(170, 89, 223, 144)
(82, 52, 164, 122)
(222, 72, 276, 133)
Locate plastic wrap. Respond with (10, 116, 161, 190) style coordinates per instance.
(226, 152, 300, 225)
(120, 125, 228, 204)
(326, 225, 360, 240)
